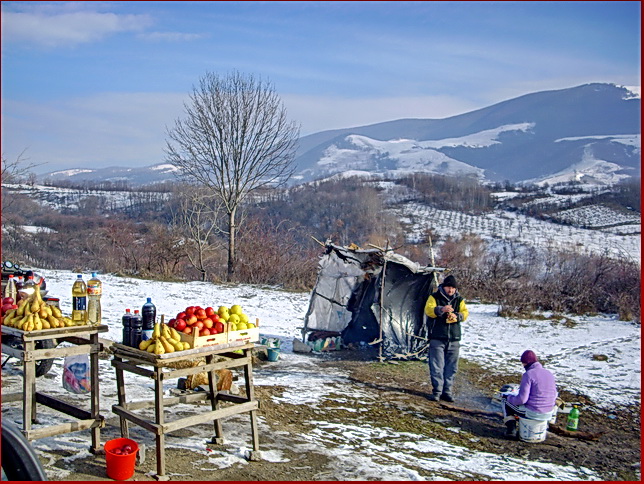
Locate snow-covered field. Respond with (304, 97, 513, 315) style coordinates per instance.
(1, 270, 639, 481)
(394, 202, 641, 262)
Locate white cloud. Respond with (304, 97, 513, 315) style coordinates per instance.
(1, 10, 152, 47)
(137, 31, 208, 42)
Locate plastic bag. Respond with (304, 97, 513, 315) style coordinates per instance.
(62, 354, 91, 394)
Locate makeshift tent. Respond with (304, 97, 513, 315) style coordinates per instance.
(302, 242, 446, 359)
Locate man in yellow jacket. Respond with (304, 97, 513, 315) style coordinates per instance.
(424, 274, 469, 402)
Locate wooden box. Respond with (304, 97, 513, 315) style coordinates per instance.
(179, 319, 260, 349)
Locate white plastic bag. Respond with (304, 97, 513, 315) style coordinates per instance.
(62, 354, 91, 394)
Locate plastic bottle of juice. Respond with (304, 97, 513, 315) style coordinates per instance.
(71, 274, 88, 324)
(141, 298, 157, 341)
(566, 405, 580, 431)
(122, 309, 132, 346)
(87, 272, 102, 325)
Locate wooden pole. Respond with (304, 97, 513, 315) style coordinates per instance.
(378, 241, 389, 362)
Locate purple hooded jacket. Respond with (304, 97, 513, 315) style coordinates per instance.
(507, 362, 558, 414)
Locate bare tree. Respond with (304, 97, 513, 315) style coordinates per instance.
(165, 71, 300, 281)
(171, 187, 225, 281)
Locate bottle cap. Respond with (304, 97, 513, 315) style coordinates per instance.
(77, 274, 82, 278)
(92, 272, 97, 277)
(126, 308, 131, 312)
(147, 297, 152, 303)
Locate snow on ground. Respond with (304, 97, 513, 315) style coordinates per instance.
(2, 270, 639, 480)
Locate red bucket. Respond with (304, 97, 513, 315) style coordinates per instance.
(104, 438, 139, 480)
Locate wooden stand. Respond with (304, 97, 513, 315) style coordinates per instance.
(1, 324, 108, 453)
(110, 342, 261, 481)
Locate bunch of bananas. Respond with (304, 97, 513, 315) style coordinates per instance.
(2, 285, 73, 331)
(138, 322, 191, 355)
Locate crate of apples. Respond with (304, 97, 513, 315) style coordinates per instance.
(168, 306, 226, 336)
(168, 304, 259, 348)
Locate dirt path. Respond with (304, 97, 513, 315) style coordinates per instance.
(22, 349, 643, 481)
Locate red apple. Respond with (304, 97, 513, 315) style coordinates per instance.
(202, 317, 213, 329)
(186, 315, 198, 325)
(176, 311, 187, 320)
(211, 314, 221, 324)
(185, 306, 196, 315)
(175, 319, 187, 331)
(205, 307, 216, 317)
(214, 321, 225, 333)
(195, 308, 207, 320)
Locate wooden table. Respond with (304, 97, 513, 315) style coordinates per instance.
(110, 342, 261, 481)
(1, 324, 108, 453)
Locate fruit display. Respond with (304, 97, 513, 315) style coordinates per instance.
(138, 322, 191, 355)
(1, 285, 74, 330)
(167, 304, 255, 336)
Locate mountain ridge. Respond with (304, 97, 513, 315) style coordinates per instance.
(39, 83, 640, 187)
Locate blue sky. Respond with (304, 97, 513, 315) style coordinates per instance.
(1, 1, 640, 174)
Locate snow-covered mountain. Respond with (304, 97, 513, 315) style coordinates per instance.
(39, 83, 640, 187)
(293, 83, 641, 185)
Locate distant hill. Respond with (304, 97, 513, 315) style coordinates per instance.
(40, 83, 640, 187)
(292, 83, 640, 185)
(39, 163, 180, 187)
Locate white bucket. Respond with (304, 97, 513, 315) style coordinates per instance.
(518, 417, 548, 443)
(549, 406, 558, 425)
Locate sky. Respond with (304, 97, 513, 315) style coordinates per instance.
(1, 1, 641, 175)
(1, 268, 638, 479)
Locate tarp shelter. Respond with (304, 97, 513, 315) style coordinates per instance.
(302, 243, 445, 359)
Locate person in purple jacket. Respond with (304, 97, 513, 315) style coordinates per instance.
(501, 350, 558, 438)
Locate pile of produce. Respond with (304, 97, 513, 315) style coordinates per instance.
(167, 304, 255, 336)
(138, 323, 190, 354)
(1, 286, 73, 330)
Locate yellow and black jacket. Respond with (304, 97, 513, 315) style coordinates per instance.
(424, 287, 469, 341)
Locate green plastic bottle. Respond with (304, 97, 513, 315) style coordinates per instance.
(566, 405, 579, 431)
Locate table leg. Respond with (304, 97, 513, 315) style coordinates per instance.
(23, 340, 36, 432)
(243, 347, 260, 454)
(154, 367, 167, 480)
(114, 355, 130, 438)
(89, 334, 101, 453)
(205, 355, 224, 444)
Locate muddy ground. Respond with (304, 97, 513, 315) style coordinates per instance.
(28, 349, 642, 481)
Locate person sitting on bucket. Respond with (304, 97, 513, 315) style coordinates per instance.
(424, 274, 469, 403)
(501, 350, 558, 438)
